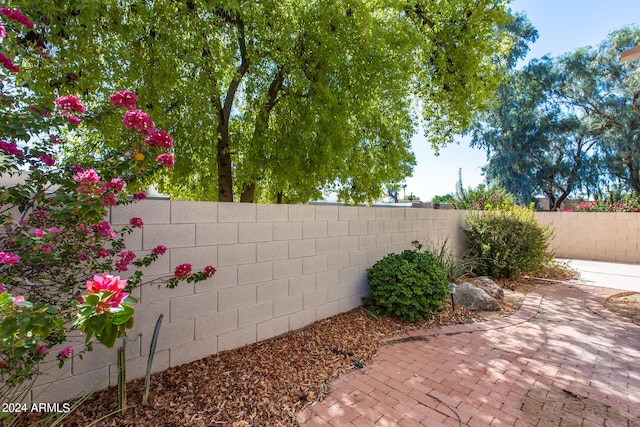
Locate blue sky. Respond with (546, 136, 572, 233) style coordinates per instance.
(402, 0, 640, 202)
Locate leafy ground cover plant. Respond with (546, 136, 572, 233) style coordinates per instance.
(364, 246, 449, 321)
(0, 8, 214, 415)
(464, 205, 554, 278)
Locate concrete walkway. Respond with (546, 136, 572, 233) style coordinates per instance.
(297, 260, 640, 426)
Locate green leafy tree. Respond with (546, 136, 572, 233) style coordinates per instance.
(7, 0, 527, 203)
(468, 57, 600, 209)
(470, 26, 640, 209)
(556, 26, 640, 195)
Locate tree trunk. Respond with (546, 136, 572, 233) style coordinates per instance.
(216, 121, 234, 202)
(240, 183, 256, 202)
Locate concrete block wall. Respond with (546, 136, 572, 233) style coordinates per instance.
(535, 211, 640, 263)
(29, 202, 467, 403)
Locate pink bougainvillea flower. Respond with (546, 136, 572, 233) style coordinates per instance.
(104, 290, 130, 308)
(132, 192, 147, 200)
(0, 8, 34, 28)
(129, 217, 144, 228)
(77, 252, 89, 261)
(152, 245, 167, 255)
(0, 140, 23, 157)
(109, 91, 137, 110)
(75, 295, 85, 304)
(57, 346, 73, 360)
(34, 228, 45, 237)
(36, 344, 49, 355)
(54, 94, 86, 114)
(115, 250, 137, 271)
(122, 109, 155, 134)
(73, 168, 101, 184)
(174, 263, 192, 278)
(62, 113, 81, 125)
(0, 53, 19, 73)
(204, 265, 216, 276)
(0, 22, 6, 39)
(92, 221, 117, 239)
(47, 227, 61, 234)
(145, 130, 173, 149)
(41, 244, 53, 254)
(12, 295, 25, 305)
(96, 249, 110, 258)
(156, 153, 174, 168)
(101, 194, 117, 207)
(86, 273, 127, 295)
(0, 251, 21, 265)
(33, 209, 50, 219)
(106, 178, 126, 194)
(0, 284, 6, 294)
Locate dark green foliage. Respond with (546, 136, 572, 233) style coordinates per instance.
(464, 207, 554, 279)
(365, 249, 450, 321)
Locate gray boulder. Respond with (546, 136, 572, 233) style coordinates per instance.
(468, 276, 504, 300)
(453, 282, 501, 311)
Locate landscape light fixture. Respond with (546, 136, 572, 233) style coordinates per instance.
(620, 45, 640, 62)
(449, 283, 457, 312)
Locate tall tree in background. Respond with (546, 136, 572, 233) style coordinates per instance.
(7, 0, 525, 203)
(557, 26, 640, 195)
(470, 26, 640, 209)
(469, 57, 599, 209)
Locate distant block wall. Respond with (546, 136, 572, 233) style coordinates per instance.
(535, 212, 640, 264)
(29, 202, 467, 403)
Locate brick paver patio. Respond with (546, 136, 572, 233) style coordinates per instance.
(297, 282, 640, 426)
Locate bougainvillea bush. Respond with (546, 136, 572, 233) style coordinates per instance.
(570, 199, 640, 212)
(0, 8, 214, 405)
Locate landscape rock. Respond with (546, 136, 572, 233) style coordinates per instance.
(453, 282, 501, 311)
(468, 276, 504, 300)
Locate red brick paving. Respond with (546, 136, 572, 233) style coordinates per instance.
(297, 283, 640, 426)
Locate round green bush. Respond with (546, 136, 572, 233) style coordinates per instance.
(464, 206, 554, 279)
(365, 249, 450, 321)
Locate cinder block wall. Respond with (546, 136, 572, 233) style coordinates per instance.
(29, 202, 467, 403)
(535, 211, 640, 263)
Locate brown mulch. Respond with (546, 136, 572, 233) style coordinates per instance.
(604, 292, 640, 325)
(17, 268, 585, 427)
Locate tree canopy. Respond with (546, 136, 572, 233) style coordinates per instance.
(8, 0, 525, 203)
(469, 26, 640, 209)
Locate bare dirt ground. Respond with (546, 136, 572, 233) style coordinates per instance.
(17, 265, 638, 427)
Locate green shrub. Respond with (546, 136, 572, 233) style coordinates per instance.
(364, 249, 450, 321)
(447, 170, 516, 211)
(464, 206, 554, 278)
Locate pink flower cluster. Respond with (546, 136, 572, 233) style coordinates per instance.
(110, 91, 137, 110)
(57, 346, 73, 361)
(122, 109, 155, 134)
(73, 168, 127, 206)
(129, 217, 144, 228)
(112, 91, 175, 168)
(54, 95, 86, 114)
(115, 250, 137, 271)
(156, 153, 175, 168)
(0, 140, 23, 157)
(0, 251, 20, 265)
(0, 52, 18, 73)
(146, 130, 173, 149)
(174, 263, 192, 278)
(92, 221, 117, 239)
(36, 152, 55, 166)
(0, 7, 34, 28)
(85, 273, 129, 309)
(152, 245, 167, 255)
